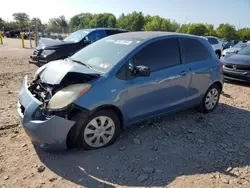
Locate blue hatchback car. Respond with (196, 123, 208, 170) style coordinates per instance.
(18, 32, 224, 151)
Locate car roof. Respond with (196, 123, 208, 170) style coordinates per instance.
(112, 31, 205, 40)
(78, 28, 129, 32)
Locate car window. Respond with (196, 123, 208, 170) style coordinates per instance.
(207, 37, 219, 45)
(86, 30, 107, 43)
(233, 42, 248, 49)
(179, 38, 212, 63)
(132, 38, 180, 72)
(238, 45, 250, 56)
(106, 30, 125, 36)
(63, 30, 89, 42)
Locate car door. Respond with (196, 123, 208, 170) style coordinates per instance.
(122, 38, 191, 122)
(178, 37, 214, 106)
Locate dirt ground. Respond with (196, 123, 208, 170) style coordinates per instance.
(1, 38, 250, 188)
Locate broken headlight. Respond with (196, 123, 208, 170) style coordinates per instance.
(47, 84, 91, 110)
(41, 50, 55, 57)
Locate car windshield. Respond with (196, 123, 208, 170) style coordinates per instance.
(233, 42, 248, 49)
(238, 45, 250, 55)
(71, 36, 144, 73)
(63, 30, 89, 42)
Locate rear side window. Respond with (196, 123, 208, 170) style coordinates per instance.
(179, 38, 212, 63)
(207, 37, 219, 45)
(106, 30, 125, 36)
(134, 38, 180, 72)
(86, 30, 107, 43)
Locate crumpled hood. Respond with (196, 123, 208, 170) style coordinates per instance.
(38, 59, 100, 85)
(37, 38, 75, 50)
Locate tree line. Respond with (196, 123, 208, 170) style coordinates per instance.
(1, 11, 250, 41)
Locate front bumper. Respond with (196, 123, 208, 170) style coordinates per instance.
(29, 56, 48, 67)
(223, 68, 250, 83)
(17, 75, 75, 151)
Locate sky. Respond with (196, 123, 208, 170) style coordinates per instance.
(1, 0, 250, 28)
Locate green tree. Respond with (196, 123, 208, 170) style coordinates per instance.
(68, 14, 81, 32)
(144, 16, 169, 31)
(117, 11, 144, 31)
(216, 23, 237, 40)
(45, 15, 68, 33)
(12, 12, 30, 28)
(78, 13, 95, 29)
(168, 20, 180, 32)
(3, 22, 19, 30)
(45, 18, 61, 33)
(91, 13, 116, 28)
(30, 18, 45, 32)
(187, 23, 208, 36)
(205, 24, 217, 36)
(56, 15, 68, 33)
(176, 24, 190, 33)
(237, 28, 250, 40)
(0, 18, 5, 29)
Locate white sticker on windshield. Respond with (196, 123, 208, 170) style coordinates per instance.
(106, 39, 115, 43)
(115, 40, 132, 45)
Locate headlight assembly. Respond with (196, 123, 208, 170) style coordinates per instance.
(47, 84, 91, 110)
(41, 50, 55, 57)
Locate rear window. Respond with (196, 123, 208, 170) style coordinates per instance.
(179, 38, 212, 63)
(207, 37, 219, 45)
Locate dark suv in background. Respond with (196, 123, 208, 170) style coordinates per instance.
(29, 28, 128, 67)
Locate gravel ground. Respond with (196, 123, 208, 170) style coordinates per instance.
(1, 39, 250, 188)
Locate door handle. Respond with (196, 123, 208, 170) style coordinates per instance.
(179, 71, 187, 76)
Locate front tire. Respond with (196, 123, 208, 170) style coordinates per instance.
(198, 84, 221, 113)
(77, 110, 121, 150)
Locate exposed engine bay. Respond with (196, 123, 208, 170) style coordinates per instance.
(29, 72, 99, 109)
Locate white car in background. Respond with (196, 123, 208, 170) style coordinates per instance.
(205, 36, 223, 58)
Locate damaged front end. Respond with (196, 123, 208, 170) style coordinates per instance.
(18, 60, 100, 151)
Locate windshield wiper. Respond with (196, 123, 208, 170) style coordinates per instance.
(67, 57, 92, 69)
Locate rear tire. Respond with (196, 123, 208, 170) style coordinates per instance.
(77, 110, 121, 150)
(198, 84, 221, 113)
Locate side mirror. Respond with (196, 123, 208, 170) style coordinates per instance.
(133, 65, 150, 77)
(83, 39, 91, 45)
(235, 50, 239, 54)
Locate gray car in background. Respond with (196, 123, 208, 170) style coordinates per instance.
(222, 41, 248, 57)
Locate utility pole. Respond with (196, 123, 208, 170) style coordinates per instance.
(29, 25, 32, 48)
(35, 18, 38, 47)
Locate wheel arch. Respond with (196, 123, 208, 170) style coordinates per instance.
(210, 81, 223, 91)
(91, 105, 124, 129)
(215, 49, 221, 54)
(66, 104, 124, 149)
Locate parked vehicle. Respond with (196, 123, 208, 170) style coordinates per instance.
(222, 41, 248, 57)
(18, 32, 223, 151)
(205, 36, 223, 58)
(223, 40, 239, 50)
(221, 45, 250, 82)
(29, 28, 128, 67)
